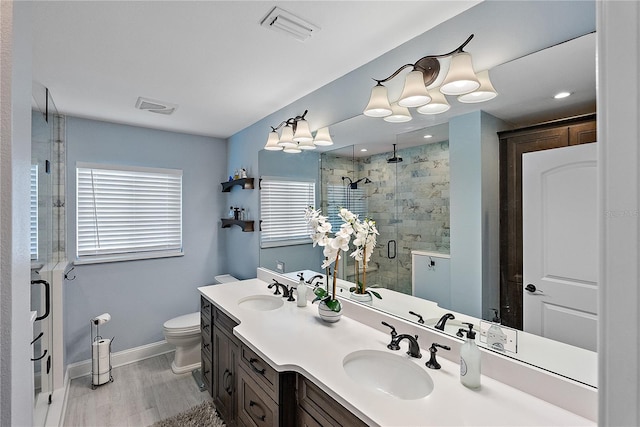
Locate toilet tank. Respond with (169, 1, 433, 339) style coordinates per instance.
(214, 274, 239, 284)
(411, 251, 451, 309)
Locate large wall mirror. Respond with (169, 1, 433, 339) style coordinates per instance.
(259, 23, 596, 387)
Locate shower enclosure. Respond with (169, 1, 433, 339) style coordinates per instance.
(31, 83, 66, 426)
(320, 141, 450, 295)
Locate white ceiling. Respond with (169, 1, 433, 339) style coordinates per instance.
(32, 1, 481, 139)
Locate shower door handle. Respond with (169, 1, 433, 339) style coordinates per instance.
(387, 240, 397, 259)
(31, 280, 50, 322)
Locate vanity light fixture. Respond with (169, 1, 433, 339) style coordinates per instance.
(363, 34, 497, 120)
(263, 110, 333, 153)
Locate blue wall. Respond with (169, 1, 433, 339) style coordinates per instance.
(65, 117, 226, 364)
(225, 1, 596, 281)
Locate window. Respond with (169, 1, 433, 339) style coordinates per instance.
(76, 163, 183, 263)
(30, 165, 38, 260)
(260, 177, 315, 248)
(326, 184, 368, 228)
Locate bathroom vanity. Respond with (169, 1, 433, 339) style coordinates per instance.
(200, 296, 364, 426)
(199, 273, 595, 426)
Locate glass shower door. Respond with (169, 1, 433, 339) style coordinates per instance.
(31, 83, 59, 424)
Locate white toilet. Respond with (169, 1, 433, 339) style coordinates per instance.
(163, 274, 238, 374)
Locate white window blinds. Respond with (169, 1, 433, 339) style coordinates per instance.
(76, 163, 183, 263)
(30, 165, 38, 260)
(260, 178, 315, 248)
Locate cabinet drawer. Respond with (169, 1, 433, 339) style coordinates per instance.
(238, 365, 279, 427)
(240, 345, 278, 396)
(298, 376, 367, 427)
(201, 296, 212, 322)
(214, 307, 239, 334)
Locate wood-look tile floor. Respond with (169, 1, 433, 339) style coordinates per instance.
(63, 353, 210, 427)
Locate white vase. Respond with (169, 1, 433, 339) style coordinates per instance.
(349, 291, 373, 305)
(318, 300, 342, 323)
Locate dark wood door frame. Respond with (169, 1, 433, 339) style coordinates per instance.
(498, 114, 596, 329)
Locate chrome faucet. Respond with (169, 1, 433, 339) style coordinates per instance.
(381, 321, 422, 358)
(434, 313, 455, 331)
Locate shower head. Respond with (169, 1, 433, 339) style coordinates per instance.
(387, 144, 403, 163)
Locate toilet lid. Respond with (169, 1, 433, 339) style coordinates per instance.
(164, 312, 200, 330)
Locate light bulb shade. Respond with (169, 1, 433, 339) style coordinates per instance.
(313, 127, 333, 146)
(457, 70, 498, 103)
(283, 145, 302, 154)
(440, 52, 480, 95)
(416, 87, 451, 115)
(293, 119, 313, 142)
(277, 125, 296, 148)
(398, 70, 431, 107)
(298, 139, 316, 150)
(384, 102, 412, 123)
(264, 130, 283, 151)
(363, 84, 392, 117)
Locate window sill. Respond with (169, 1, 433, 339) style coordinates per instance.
(75, 251, 184, 265)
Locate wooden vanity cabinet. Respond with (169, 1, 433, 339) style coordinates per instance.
(237, 344, 296, 426)
(201, 299, 367, 426)
(297, 376, 368, 427)
(200, 297, 213, 393)
(213, 307, 240, 426)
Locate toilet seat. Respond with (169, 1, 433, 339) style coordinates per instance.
(163, 312, 200, 334)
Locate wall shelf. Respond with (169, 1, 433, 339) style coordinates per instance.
(221, 218, 254, 232)
(221, 177, 254, 192)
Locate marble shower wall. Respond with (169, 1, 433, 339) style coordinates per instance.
(321, 142, 450, 295)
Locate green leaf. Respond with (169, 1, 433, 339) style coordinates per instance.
(369, 290, 382, 299)
(325, 298, 342, 312)
(314, 287, 328, 298)
(348, 286, 356, 293)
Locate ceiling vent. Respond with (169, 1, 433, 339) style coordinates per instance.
(135, 97, 178, 115)
(260, 7, 319, 42)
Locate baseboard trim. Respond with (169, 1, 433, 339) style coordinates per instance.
(66, 340, 174, 380)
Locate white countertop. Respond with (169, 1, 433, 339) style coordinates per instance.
(199, 279, 594, 427)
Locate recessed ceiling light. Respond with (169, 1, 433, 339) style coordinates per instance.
(423, 134, 433, 139)
(554, 91, 571, 99)
(360, 148, 368, 152)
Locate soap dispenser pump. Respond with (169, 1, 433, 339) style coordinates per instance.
(296, 273, 307, 307)
(458, 322, 481, 389)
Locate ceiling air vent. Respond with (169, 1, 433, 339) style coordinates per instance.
(135, 97, 178, 115)
(260, 6, 319, 42)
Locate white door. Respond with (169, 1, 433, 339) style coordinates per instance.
(522, 143, 597, 351)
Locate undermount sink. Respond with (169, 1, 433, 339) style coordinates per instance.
(342, 350, 434, 400)
(237, 295, 284, 311)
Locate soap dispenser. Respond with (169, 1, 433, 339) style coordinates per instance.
(296, 273, 307, 307)
(458, 322, 481, 389)
(487, 309, 507, 351)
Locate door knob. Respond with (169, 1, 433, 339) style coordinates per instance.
(525, 284, 542, 293)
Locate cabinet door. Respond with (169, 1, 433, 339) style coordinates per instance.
(213, 325, 238, 426)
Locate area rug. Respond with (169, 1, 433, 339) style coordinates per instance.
(150, 400, 225, 427)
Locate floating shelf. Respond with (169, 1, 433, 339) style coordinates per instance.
(221, 218, 255, 232)
(221, 177, 254, 192)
